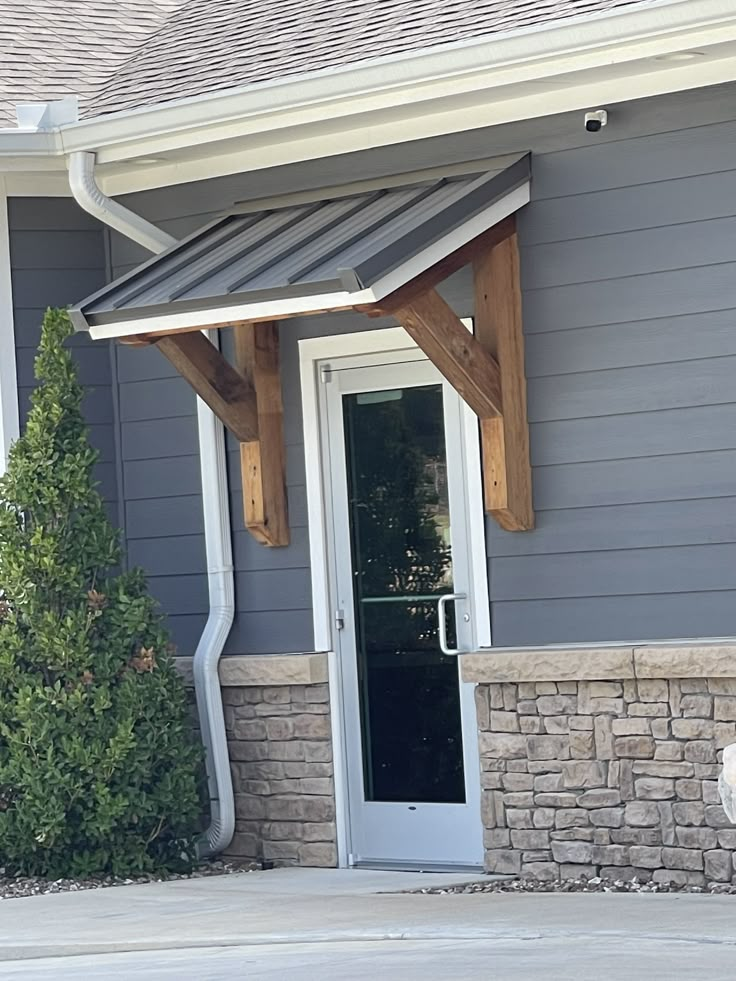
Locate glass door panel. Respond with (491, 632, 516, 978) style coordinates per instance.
(343, 385, 464, 805)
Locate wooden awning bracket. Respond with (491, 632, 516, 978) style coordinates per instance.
(154, 325, 289, 547)
(143, 213, 532, 544)
(233, 322, 289, 547)
(156, 331, 258, 443)
(362, 214, 533, 532)
(473, 221, 533, 531)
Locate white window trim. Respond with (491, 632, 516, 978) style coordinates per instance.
(0, 178, 19, 471)
(298, 324, 491, 654)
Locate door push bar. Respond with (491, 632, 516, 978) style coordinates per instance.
(437, 593, 467, 656)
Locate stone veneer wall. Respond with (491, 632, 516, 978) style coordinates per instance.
(177, 654, 338, 868)
(477, 677, 736, 885)
(223, 681, 338, 867)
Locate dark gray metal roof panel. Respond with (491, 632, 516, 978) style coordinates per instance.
(73, 155, 530, 331)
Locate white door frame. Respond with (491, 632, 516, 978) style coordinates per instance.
(299, 325, 490, 867)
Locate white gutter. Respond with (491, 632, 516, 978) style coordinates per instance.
(68, 150, 236, 857)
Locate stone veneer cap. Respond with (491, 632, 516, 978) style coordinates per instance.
(461, 643, 736, 683)
(634, 644, 736, 679)
(176, 653, 328, 687)
(461, 648, 635, 683)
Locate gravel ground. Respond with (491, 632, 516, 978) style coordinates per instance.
(413, 876, 736, 895)
(0, 860, 257, 900)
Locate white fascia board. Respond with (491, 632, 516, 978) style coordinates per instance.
(88, 288, 376, 340)
(0, 129, 61, 157)
(84, 179, 529, 340)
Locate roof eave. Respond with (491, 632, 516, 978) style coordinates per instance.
(2, 0, 736, 191)
(63, 0, 736, 150)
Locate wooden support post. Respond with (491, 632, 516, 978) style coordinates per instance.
(390, 288, 503, 419)
(233, 322, 289, 547)
(474, 220, 533, 531)
(156, 331, 258, 442)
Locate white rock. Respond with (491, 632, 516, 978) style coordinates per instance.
(717, 742, 736, 822)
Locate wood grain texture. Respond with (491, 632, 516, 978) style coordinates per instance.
(475, 223, 533, 531)
(392, 288, 503, 418)
(156, 331, 259, 442)
(234, 322, 290, 547)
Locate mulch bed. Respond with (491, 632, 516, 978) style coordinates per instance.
(0, 859, 257, 900)
(411, 876, 736, 895)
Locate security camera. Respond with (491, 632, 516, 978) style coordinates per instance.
(584, 109, 608, 133)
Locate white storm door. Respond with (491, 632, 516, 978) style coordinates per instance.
(321, 351, 484, 870)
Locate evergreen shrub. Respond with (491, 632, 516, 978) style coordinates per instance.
(0, 309, 203, 877)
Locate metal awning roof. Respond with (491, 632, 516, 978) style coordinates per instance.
(71, 154, 530, 340)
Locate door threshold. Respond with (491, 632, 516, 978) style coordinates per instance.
(351, 860, 485, 874)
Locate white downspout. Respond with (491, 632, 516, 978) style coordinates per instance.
(191, 373, 236, 856)
(68, 150, 236, 856)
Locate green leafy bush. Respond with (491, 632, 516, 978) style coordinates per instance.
(0, 309, 203, 877)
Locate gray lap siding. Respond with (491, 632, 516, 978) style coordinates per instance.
(21, 84, 734, 654)
(8, 198, 121, 522)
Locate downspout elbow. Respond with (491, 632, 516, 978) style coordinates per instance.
(68, 151, 176, 255)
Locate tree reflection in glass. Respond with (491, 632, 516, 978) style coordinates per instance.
(343, 384, 465, 804)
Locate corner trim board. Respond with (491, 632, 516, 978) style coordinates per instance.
(0, 179, 20, 471)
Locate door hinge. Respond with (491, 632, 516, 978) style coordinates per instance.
(334, 608, 345, 630)
(320, 363, 333, 384)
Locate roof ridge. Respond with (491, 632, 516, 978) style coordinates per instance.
(81, 0, 193, 116)
(0, 0, 186, 127)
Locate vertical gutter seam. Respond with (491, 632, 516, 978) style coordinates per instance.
(0, 177, 20, 471)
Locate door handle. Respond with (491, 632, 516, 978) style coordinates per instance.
(437, 593, 467, 656)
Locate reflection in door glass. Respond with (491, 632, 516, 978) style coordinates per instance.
(343, 384, 465, 804)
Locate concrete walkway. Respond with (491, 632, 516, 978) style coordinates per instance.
(1, 868, 735, 978)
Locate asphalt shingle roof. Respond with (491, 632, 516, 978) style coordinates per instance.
(0, 0, 654, 126)
(0, 0, 183, 125)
